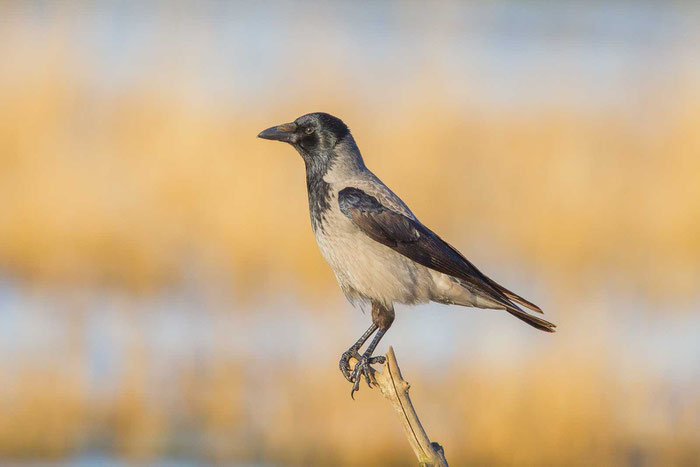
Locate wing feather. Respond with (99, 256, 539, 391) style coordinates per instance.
(338, 187, 555, 332)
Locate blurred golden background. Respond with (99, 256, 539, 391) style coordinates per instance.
(1, 1, 699, 465)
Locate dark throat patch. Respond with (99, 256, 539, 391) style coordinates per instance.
(304, 150, 336, 232)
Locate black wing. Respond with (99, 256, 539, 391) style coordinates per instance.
(338, 187, 555, 332)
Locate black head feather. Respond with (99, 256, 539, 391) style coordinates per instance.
(258, 112, 355, 232)
(293, 112, 350, 154)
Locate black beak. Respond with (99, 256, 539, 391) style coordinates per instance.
(257, 122, 297, 143)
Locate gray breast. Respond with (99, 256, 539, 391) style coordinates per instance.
(312, 186, 433, 308)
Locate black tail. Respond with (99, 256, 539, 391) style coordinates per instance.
(485, 278, 544, 314)
(474, 278, 556, 332)
(505, 305, 556, 333)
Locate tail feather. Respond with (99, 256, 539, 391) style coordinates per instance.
(505, 305, 556, 332)
(485, 279, 543, 314)
(450, 276, 555, 332)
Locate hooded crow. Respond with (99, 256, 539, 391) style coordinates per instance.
(259, 112, 555, 397)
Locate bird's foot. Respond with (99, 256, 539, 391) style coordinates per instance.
(349, 353, 386, 399)
(340, 348, 385, 382)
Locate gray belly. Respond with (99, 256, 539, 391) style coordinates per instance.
(314, 221, 434, 307)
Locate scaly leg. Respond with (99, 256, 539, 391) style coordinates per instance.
(347, 301, 395, 399)
(339, 322, 382, 381)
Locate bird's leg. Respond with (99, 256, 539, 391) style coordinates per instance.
(349, 328, 386, 399)
(349, 302, 395, 399)
(339, 322, 379, 382)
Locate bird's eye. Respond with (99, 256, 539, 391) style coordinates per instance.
(304, 126, 314, 135)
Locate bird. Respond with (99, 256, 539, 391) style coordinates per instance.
(258, 112, 555, 398)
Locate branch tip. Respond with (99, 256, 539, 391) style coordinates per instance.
(351, 346, 448, 466)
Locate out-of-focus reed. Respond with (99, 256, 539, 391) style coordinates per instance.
(1, 2, 699, 465)
(2, 54, 698, 301)
(0, 342, 697, 465)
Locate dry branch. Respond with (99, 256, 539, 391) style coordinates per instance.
(351, 347, 448, 467)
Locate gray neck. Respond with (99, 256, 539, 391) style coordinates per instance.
(304, 134, 366, 232)
(302, 134, 366, 184)
(321, 135, 367, 182)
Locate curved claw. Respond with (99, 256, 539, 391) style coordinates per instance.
(350, 368, 363, 399)
(350, 380, 360, 399)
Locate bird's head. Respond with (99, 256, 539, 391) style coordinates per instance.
(258, 113, 358, 173)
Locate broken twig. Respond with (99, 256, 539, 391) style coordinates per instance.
(351, 346, 448, 466)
